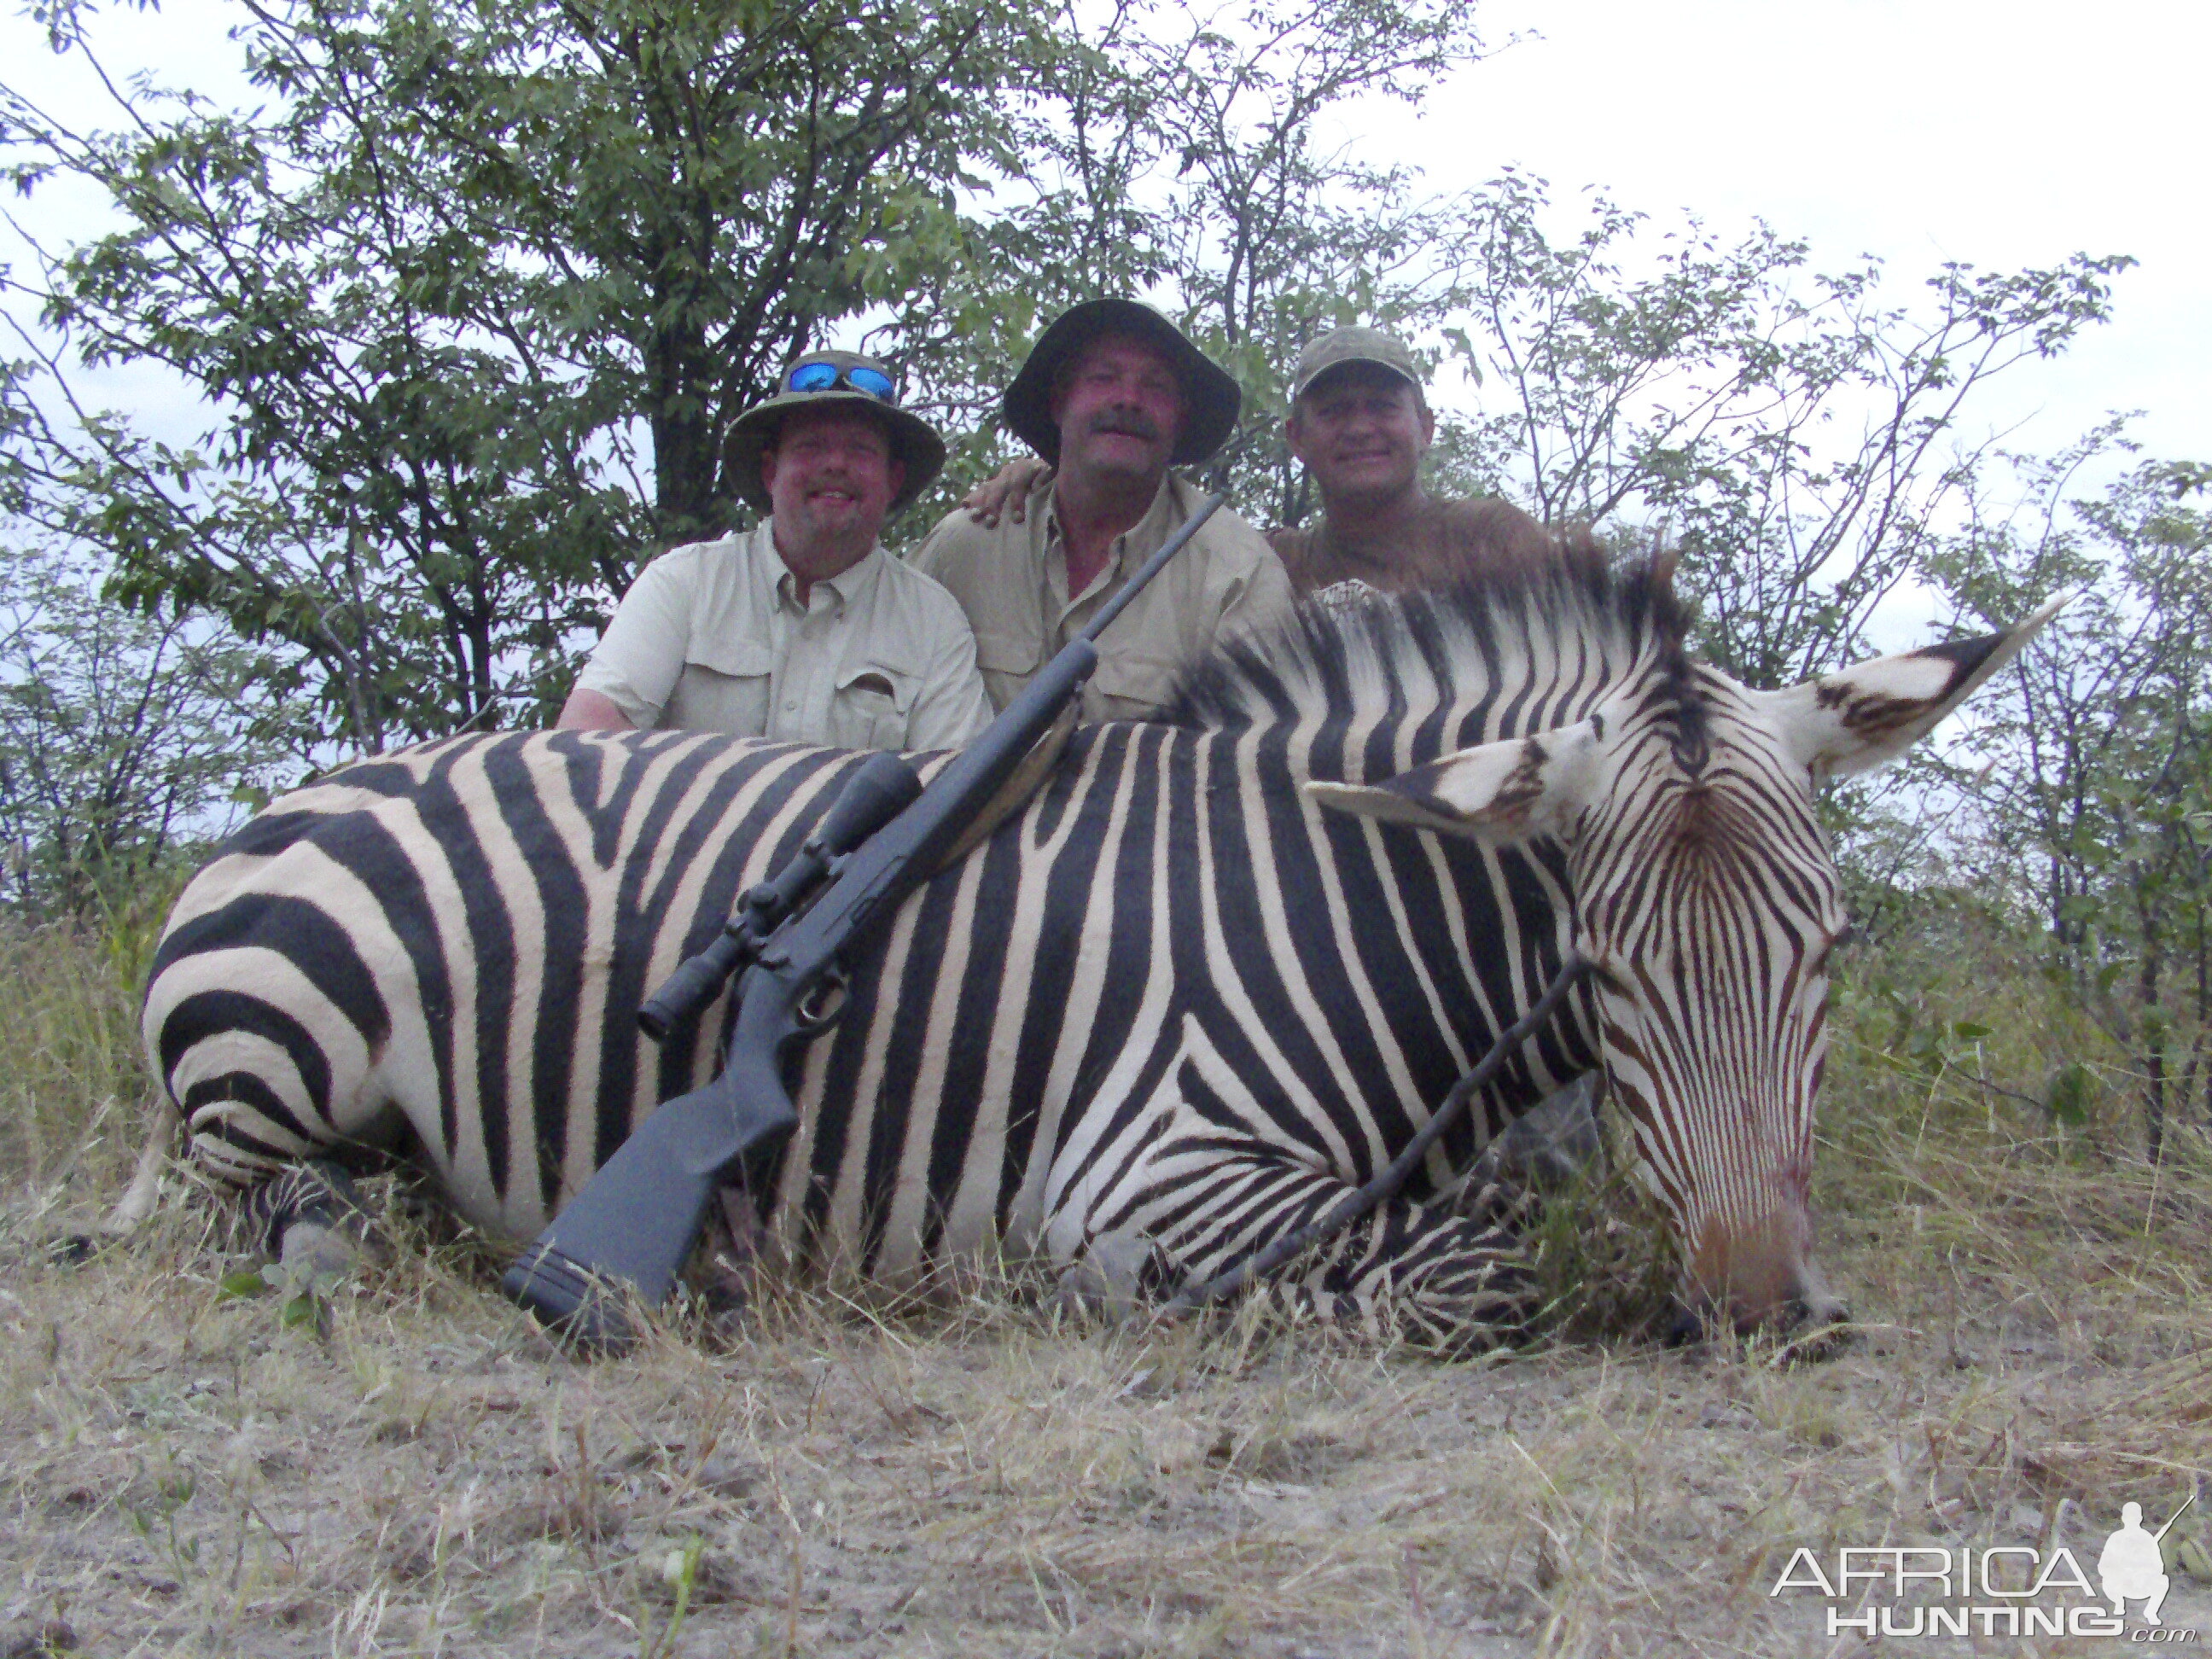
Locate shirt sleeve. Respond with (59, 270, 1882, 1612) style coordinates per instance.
(902, 593, 996, 750)
(906, 509, 961, 582)
(573, 552, 691, 729)
(1214, 535, 1298, 645)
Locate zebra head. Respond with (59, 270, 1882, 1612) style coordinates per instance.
(1308, 574, 2066, 1336)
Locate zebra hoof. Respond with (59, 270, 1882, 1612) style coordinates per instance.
(278, 1217, 362, 1279)
(1771, 1296, 1854, 1364)
(1475, 1076, 1603, 1195)
(1056, 1234, 1160, 1323)
(253, 1161, 387, 1277)
(47, 1234, 100, 1267)
(1662, 1301, 1708, 1347)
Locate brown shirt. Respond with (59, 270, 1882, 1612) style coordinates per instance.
(912, 473, 1293, 722)
(1268, 495, 1556, 596)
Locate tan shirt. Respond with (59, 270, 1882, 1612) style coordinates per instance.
(911, 473, 1294, 721)
(574, 521, 993, 751)
(1269, 495, 1556, 595)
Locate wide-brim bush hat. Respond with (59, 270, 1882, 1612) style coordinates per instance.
(729, 350, 947, 515)
(1003, 299, 1242, 468)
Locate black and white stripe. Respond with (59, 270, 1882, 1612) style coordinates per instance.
(145, 551, 2057, 1335)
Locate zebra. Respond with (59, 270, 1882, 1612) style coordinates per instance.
(141, 549, 2059, 1340)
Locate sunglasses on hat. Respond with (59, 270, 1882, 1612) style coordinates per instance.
(785, 359, 898, 402)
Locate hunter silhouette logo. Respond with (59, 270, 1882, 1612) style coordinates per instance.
(1770, 1492, 2203, 1639)
(2101, 1495, 2195, 1627)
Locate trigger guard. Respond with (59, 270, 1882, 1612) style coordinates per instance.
(795, 972, 847, 1035)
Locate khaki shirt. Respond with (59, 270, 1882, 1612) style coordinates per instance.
(911, 474, 1293, 721)
(574, 521, 993, 751)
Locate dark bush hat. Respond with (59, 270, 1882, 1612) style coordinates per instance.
(729, 350, 947, 515)
(1003, 300, 1242, 468)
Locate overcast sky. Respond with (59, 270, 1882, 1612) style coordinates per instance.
(3, 0, 2203, 474)
(1417, 0, 2207, 464)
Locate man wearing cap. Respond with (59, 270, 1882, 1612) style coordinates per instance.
(964, 323, 1552, 597)
(911, 300, 1292, 723)
(558, 351, 992, 751)
(1273, 326, 1551, 595)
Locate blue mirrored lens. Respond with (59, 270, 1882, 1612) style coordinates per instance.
(787, 361, 841, 392)
(845, 367, 896, 400)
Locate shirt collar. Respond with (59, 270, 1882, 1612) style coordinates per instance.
(1041, 472, 1185, 573)
(759, 517, 883, 613)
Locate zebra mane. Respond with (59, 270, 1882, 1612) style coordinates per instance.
(1168, 538, 1699, 745)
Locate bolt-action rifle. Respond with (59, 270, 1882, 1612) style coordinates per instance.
(503, 492, 1226, 1348)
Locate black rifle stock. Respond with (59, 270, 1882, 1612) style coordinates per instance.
(504, 492, 1225, 1347)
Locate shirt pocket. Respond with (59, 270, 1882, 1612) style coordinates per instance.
(971, 630, 1045, 717)
(666, 638, 773, 736)
(825, 661, 920, 752)
(1087, 649, 1185, 721)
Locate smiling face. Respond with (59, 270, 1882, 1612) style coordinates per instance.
(1285, 363, 1435, 504)
(1048, 334, 1187, 488)
(760, 405, 905, 574)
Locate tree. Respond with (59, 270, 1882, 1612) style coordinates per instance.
(1425, 172, 2132, 690)
(3, 0, 1050, 742)
(872, 0, 1499, 527)
(1933, 438, 2212, 1160)
(0, 0, 2140, 765)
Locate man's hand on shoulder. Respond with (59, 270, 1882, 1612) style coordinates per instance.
(962, 457, 1051, 527)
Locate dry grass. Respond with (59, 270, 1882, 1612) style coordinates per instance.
(3, 916, 2209, 1657)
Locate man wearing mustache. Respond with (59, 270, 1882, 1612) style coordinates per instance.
(559, 352, 992, 750)
(911, 300, 1291, 722)
(967, 325, 1554, 599)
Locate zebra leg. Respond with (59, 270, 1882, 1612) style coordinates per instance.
(1054, 1231, 1171, 1321)
(247, 1159, 388, 1277)
(1085, 1152, 1542, 1347)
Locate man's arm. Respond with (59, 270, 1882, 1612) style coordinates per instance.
(560, 553, 690, 731)
(901, 597, 996, 750)
(556, 687, 637, 731)
(959, 457, 1052, 527)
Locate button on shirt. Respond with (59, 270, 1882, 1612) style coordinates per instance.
(911, 473, 1293, 722)
(573, 521, 993, 751)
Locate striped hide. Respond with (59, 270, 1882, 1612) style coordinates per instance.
(143, 550, 2062, 1337)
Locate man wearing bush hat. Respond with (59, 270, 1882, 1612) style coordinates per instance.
(965, 322, 1555, 598)
(560, 349, 992, 750)
(912, 300, 1291, 722)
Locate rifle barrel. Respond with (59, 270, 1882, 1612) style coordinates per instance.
(1079, 492, 1225, 643)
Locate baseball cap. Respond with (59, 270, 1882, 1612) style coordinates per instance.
(1290, 326, 1424, 403)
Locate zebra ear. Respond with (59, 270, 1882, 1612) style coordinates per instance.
(1761, 592, 2069, 778)
(1306, 720, 1602, 843)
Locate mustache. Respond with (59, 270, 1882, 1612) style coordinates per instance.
(1086, 409, 1162, 442)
